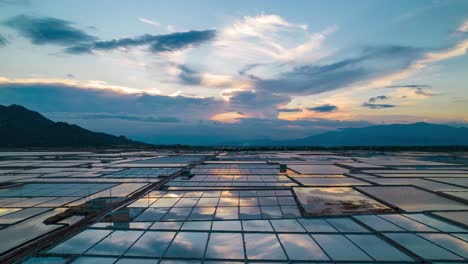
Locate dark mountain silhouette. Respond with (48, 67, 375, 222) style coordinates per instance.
(242, 123, 468, 146)
(0, 104, 147, 147)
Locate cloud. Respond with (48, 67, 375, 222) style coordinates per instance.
(385, 84, 431, 89)
(421, 40, 468, 62)
(362, 39, 468, 91)
(2, 14, 215, 59)
(225, 90, 289, 107)
(211, 111, 246, 123)
(368, 95, 389, 103)
(73, 113, 180, 123)
(0, 34, 7, 46)
(138, 17, 161, 27)
(414, 87, 437, 97)
(222, 90, 290, 118)
(0, 80, 376, 144)
(456, 20, 468, 34)
(386, 84, 437, 97)
(66, 30, 216, 54)
(149, 30, 216, 53)
(250, 45, 422, 95)
(176, 64, 202, 85)
(307, 104, 338, 113)
(362, 95, 395, 109)
(0, 76, 158, 94)
(0, 82, 225, 121)
(4, 15, 96, 45)
(0, 78, 290, 120)
(362, 103, 396, 109)
(213, 13, 334, 73)
(278, 108, 302, 113)
(174, 64, 253, 90)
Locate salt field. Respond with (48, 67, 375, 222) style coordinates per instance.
(0, 150, 467, 263)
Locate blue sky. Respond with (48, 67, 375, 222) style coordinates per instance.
(0, 0, 467, 144)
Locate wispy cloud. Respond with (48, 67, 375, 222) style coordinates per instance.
(250, 45, 422, 96)
(79, 113, 180, 123)
(414, 87, 437, 97)
(455, 20, 468, 34)
(222, 90, 290, 118)
(307, 104, 338, 113)
(278, 108, 302, 113)
(386, 84, 431, 89)
(362, 102, 396, 109)
(0, 34, 7, 46)
(4, 15, 96, 45)
(421, 40, 468, 62)
(138, 17, 161, 27)
(214, 14, 334, 70)
(66, 30, 216, 54)
(368, 95, 389, 103)
(0, 76, 159, 95)
(386, 84, 438, 97)
(362, 95, 396, 109)
(211, 111, 246, 123)
(0, 82, 224, 121)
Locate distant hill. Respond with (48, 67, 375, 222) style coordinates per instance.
(244, 122, 468, 146)
(0, 104, 148, 147)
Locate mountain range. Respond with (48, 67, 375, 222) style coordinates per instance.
(243, 122, 468, 146)
(1, 104, 467, 147)
(0, 104, 146, 148)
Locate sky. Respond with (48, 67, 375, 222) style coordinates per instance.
(0, 0, 467, 145)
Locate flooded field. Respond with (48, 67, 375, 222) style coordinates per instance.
(0, 150, 468, 263)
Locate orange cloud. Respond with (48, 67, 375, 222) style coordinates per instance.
(210, 111, 247, 123)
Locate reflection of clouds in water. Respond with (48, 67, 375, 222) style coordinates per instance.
(101, 230, 143, 248)
(170, 232, 206, 252)
(131, 231, 175, 252)
(208, 233, 244, 258)
(246, 234, 285, 259)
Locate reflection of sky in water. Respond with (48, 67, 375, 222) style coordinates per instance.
(244, 233, 287, 260)
(279, 234, 329, 260)
(87, 230, 143, 255)
(0, 208, 21, 217)
(419, 233, 468, 258)
(384, 233, 463, 260)
(206, 233, 244, 259)
(49, 229, 112, 254)
(165, 232, 208, 259)
(125, 231, 175, 257)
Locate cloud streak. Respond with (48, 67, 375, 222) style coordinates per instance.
(307, 104, 338, 113)
(0, 34, 7, 46)
(4, 15, 96, 45)
(456, 20, 468, 34)
(278, 108, 302, 113)
(249, 45, 423, 96)
(222, 90, 290, 118)
(66, 30, 216, 54)
(3, 14, 216, 57)
(138, 17, 161, 27)
(77, 113, 180, 123)
(0, 82, 224, 120)
(386, 84, 437, 97)
(368, 95, 389, 103)
(362, 95, 396, 109)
